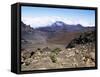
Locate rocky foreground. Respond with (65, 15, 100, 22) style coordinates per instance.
(21, 43, 95, 71)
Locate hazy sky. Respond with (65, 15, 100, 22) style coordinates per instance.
(21, 6, 95, 28)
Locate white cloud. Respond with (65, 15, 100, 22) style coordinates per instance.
(22, 16, 94, 28)
(22, 16, 75, 28)
(22, 16, 60, 28)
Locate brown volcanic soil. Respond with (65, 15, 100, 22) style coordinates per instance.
(47, 31, 81, 45)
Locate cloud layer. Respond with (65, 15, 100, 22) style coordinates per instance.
(22, 16, 94, 28)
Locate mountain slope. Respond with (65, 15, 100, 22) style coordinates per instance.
(36, 21, 85, 32)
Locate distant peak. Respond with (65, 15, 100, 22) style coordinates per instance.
(76, 24, 83, 27)
(52, 21, 66, 26)
(55, 21, 65, 23)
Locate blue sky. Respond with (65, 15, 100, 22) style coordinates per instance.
(21, 6, 95, 28)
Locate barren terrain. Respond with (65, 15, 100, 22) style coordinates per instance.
(21, 21, 95, 71)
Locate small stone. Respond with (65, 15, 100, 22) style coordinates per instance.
(42, 47, 51, 52)
(22, 62, 26, 66)
(24, 58, 33, 66)
(90, 52, 95, 60)
(31, 59, 38, 63)
(73, 62, 78, 67)
(21, 57, 25, 63)
(84, 49, 87, 52)
(72, 48, 75, 50)
(82, 57, 86, 61)
(75, 50, 79, 54)
(22, 52, 31, 59)
(86, 58, 92, 65)
(66, 51, 75, 57)
(67, 48, 71, 51)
